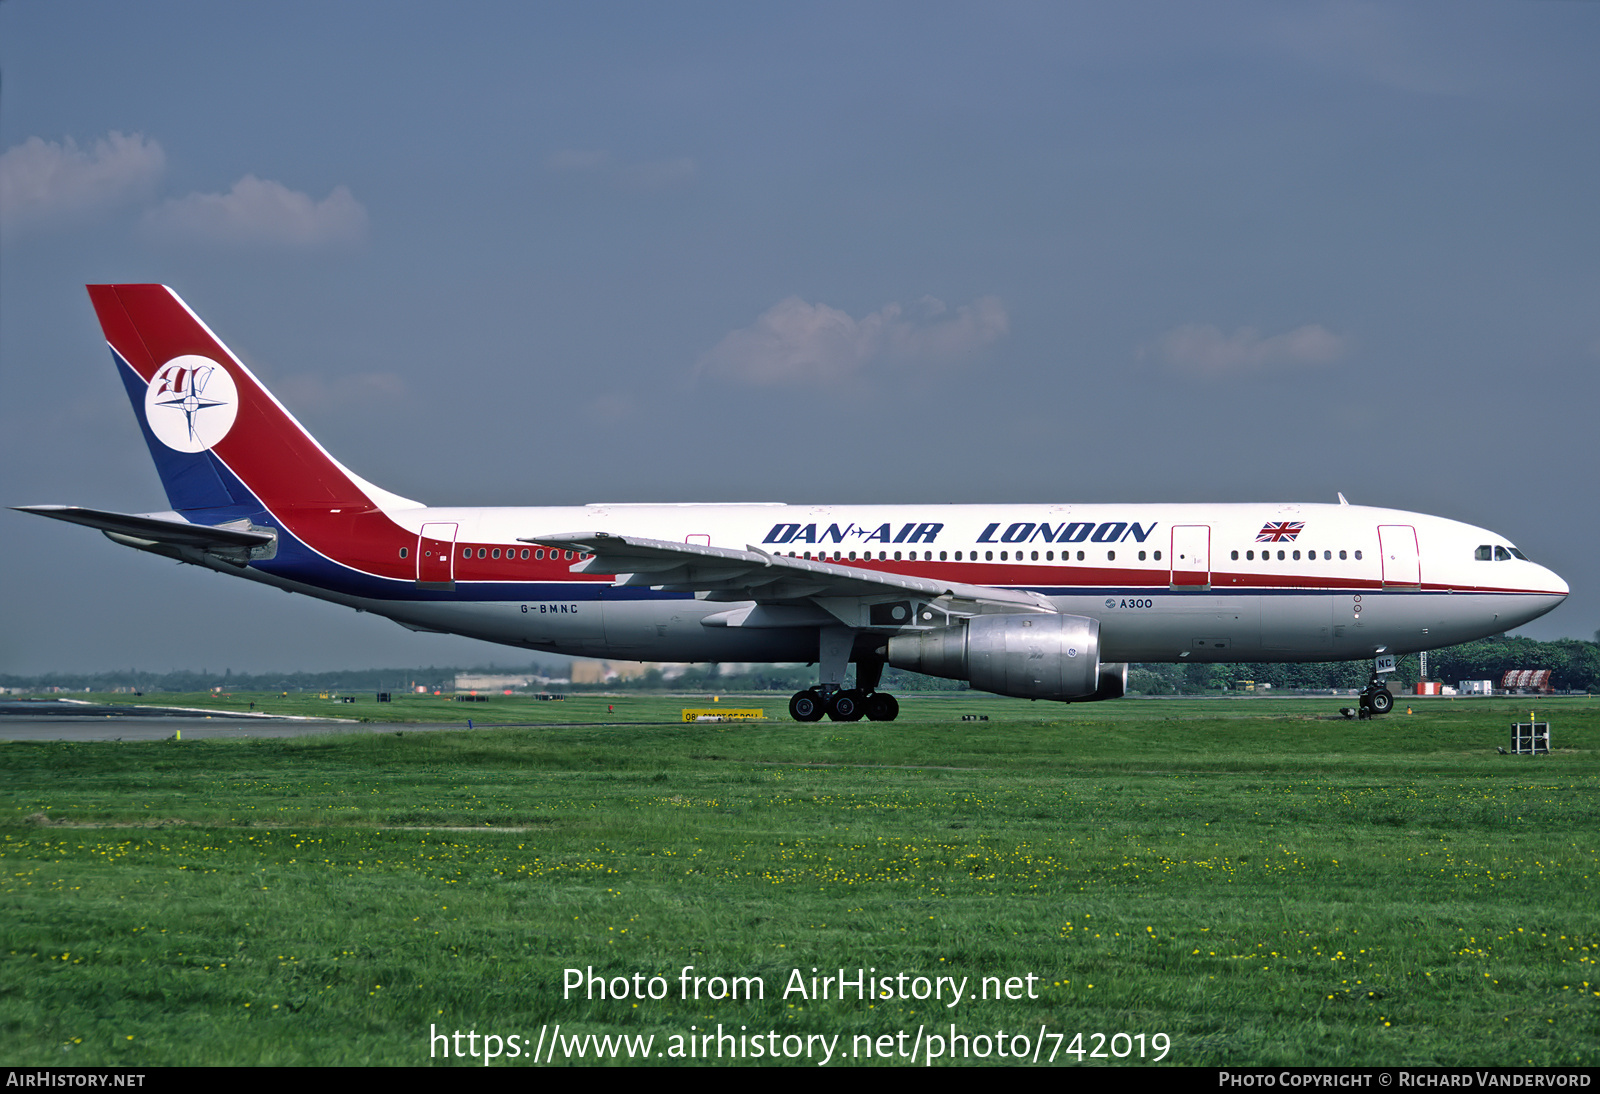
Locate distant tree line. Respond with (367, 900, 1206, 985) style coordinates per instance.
(6, 634, 1595, 696)
(1127, 634, 1600, 695)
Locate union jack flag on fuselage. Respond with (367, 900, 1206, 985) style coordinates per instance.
(1257, 521, 1304, 542)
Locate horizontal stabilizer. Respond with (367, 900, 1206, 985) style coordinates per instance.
(14, 505, 275, 551)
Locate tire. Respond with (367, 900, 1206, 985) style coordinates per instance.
(789, 690, 825, 722)
(828, 689, 865, 722)
(1368, 688, 1394, 715)
(865, 692, 899, 721)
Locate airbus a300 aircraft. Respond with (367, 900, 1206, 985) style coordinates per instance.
(18, 286, 1569, 721)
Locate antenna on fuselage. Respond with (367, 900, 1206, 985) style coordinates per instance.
(1337, 492, 1349, 506)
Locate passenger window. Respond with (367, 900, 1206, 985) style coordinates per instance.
(986, 551, 994, 561)
(1292, 550, 1300, 560)
(1154, 550, 1161, 560)
(1247, 550, 1254, 560)
(1107, 550, 1115, 561)
(1277, 550, 1285, 560)
(1076, 550, 1085, 561)
(1229, 550, 1237, 560)
(399, 547, 408, 559)
(1354, 550, 1362, 560)
(1324, 550, 1331, 560)
(1339, 550, 1347, 560)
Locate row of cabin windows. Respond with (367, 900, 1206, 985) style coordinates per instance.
(1229, 548, 1361, 562)
(393, 544, 1404, 568)
(782, 549, 1161, 562)
(396, 547, 580, 561)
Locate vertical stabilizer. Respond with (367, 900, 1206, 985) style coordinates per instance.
(87, 285, 417, 515)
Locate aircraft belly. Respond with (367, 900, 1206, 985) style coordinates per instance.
(598, 599, 816, 661)
(1261, 594, 1334, 656)
(1061, 594, 1259, 663)
(1344, 592, 1559, 656)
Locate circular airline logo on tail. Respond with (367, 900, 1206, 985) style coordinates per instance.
(145, 355, 239, 452)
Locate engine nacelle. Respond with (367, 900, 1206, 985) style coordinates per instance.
(1087, 661, 1127, 702)
(886, 613, 1108, 701)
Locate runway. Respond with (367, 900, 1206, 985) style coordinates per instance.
(0, 699, 462, 742)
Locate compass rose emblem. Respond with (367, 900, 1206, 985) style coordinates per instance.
(144, 355, 239, 452)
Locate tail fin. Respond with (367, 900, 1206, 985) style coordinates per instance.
(88, 285, 416, 516)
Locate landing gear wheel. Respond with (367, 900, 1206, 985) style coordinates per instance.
(865, 692, 900, 722)
(1367, 688, 1394, 716)
(828, 689, 866, 722)
(789, 689, 825, 722)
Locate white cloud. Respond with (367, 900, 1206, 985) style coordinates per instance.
(1148, 323, 1347, 375)
(1260, 5, 1469, 98)
(0, 132, 165, 234)
(697, 295, 1009, 386)
(143, 175, 368, 248)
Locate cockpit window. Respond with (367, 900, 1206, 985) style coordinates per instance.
(1510, 547, 1528, 560)
(1494, 546, 1512, 561)
(1475, 545, 1492, 561)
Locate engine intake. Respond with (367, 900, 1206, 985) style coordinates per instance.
(886, 613, 1119, 701)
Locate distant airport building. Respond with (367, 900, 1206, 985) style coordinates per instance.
(1500, 669, 1553, 694)
(454, 673, 552, 692)
(566, 661, 693, 684)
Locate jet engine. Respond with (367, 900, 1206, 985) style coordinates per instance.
(885, 612, 1126, 702)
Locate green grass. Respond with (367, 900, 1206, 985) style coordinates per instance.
(2, 694, 1597, 1066)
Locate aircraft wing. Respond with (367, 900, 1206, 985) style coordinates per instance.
(15, 505, 275, 557)
(520, 531, 1054, 623)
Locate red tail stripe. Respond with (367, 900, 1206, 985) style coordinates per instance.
(89, 285, 370, 512)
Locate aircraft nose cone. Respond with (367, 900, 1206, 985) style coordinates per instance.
(1545, 566, 1570, 598)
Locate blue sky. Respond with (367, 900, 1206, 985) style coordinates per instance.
(2, 1, 1596, 672)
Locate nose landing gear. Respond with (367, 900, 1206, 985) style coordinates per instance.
(1342, 671, 1396, 718)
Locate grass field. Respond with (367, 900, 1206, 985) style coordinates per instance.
(2, 693, 1596, 1066)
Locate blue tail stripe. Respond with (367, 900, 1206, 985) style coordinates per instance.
(113, 348, 251, 512)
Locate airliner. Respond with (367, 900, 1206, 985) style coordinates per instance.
(16, 285, 1569, 721)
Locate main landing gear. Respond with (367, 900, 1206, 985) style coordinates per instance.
(788, 626, 901, 722)
(788, 688, 899, 722)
